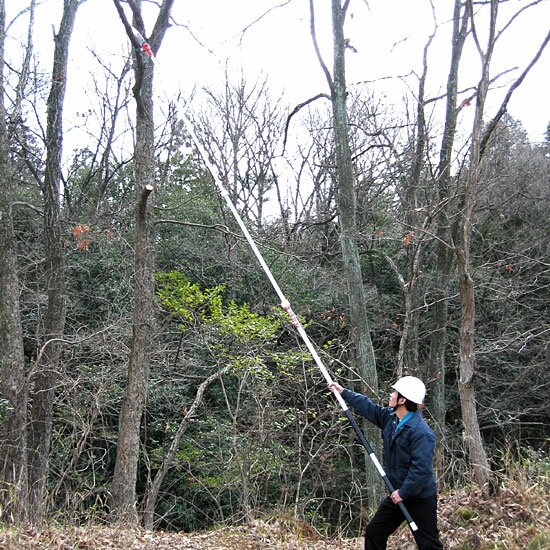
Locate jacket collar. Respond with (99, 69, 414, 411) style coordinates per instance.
(390, 410, 421, 440)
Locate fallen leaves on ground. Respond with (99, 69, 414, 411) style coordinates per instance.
(0, 520, 360, 550)
(1, 482, 548, 549)
(387, 482, 550, 549)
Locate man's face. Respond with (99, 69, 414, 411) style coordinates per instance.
(389, 390, 399, 409)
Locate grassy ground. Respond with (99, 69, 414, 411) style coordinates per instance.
(1, 477, 548, 549)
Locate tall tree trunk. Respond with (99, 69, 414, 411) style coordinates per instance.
(455, 0, 497, 488)
(328, 0, 381, 507)
(397, 24, 434, 376)
(27, 0, 80, 523)
(111, 0, 174, 524)
(429, 0, 469, 448)
(0, 0, 29, 523)
(456, 0, 549, 487)
(111, 57, 156, 525)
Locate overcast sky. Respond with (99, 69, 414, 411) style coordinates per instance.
(7, 0, 550, 143)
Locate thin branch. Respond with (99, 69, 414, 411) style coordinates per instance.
(12, 201, 43, 216)
(424, 67, 516, 106)
(282, 93, 331, 154)
(351, 71, 414, 87)
(467, 0, 484, 58)
(5, 0, 46, 33)
(351, 142, 391, 162)
(480, 27, 550, 157)
(309, 0, 333, 91)
(237, 0, 293, 46)
(155, 218, 239, 237)
(495, 0, 546, 43)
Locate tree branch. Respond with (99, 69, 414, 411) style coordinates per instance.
(112, 0, 146, 116)
(480, 27, 550, 157)
(237, 0, 292, 46)
(309, 0, 333, 91)
(282, 93, 331, 154)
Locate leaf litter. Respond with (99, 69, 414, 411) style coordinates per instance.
(1, 482, 548, 549)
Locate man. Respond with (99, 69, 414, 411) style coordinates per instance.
(328, 376, 443, 550)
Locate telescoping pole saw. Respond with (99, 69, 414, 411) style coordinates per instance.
(181, 114, 419, 534)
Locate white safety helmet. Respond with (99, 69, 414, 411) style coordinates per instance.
(391, 376, 426, 405)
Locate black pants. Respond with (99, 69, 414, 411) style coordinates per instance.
(364, 495, 443, 550)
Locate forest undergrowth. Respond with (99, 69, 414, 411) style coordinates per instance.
(0, 469, 548, 550)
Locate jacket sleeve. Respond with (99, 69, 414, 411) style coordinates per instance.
(398, 427, 436, 500)
(341, 389, 391, 429)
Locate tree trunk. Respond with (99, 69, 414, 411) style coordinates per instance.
(429, 0, 469, 445)
(397, 24, 434, 376)
(111, 178, 155, 524)
(27, 0, 80, 523)
(455, 0, 497, 488)
(0, 0, 29, 523)
(329, 0, 381, 507)
(111, 0, 174, 524)
(456, 0, 548, 488)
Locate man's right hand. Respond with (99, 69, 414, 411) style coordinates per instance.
(327, 382, 344, 394)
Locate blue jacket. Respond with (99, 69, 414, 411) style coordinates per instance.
(342, 389, 437, 500)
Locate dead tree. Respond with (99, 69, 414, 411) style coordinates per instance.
(457, 0, 549, 487)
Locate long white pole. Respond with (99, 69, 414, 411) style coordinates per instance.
(180, 116, 346, 404)
(181, 114, 418, 533)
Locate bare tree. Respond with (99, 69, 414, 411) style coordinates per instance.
(27, 0, 84, 523)
(63, 58, 133, 224)
(309, 0, 381, 506)
(111, 0, 174, 524)
(456, 0, 550, 487)
(192, 76, 285, 229)
(0, 0, 29, 524)
(428, 0, 470, 445)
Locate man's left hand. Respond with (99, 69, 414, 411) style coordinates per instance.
(390, 490, 403, 504)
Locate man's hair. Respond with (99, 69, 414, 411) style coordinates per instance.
(397, 392, 418, 412)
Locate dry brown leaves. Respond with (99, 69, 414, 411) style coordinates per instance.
(387, 482, 550, 549)
(1, 481, 548, 549)
(0, 521, 360, 550)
